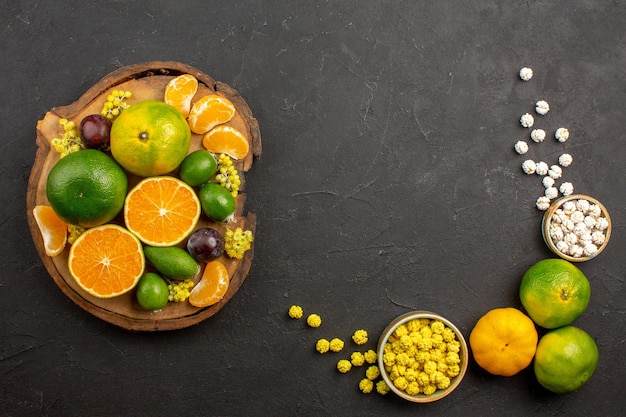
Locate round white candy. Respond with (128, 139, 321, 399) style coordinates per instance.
(542, 176, 555, 188)
(560, 182, 574, 196)
(530, 129, 546, 143)
(545, 187, 559, 200)
(535, 161, 549, 176)
(520, 113, 535, 128)
(519, 67, 533, 81)
(522, 160, 537, 174)
(514, 140, 529, 154)
(558, 153, 573, 167)
(535, 100, 550, 115)
(555, 127, 570, 142)
(536, 196, 550, 210)
(548, 165, 562, 179)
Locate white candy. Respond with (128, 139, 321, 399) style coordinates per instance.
(562, 201, 576, 214)
(550, 226, 564, 242)
(514, 140, 529, 154)
(570, 244, 584, 258)
(596, 217, 609, 231)
(588, 204, 602, 217)
(579, 232, 593, 244)
(576, 199, 590, 213)
(535, 100, 550, 115)
(543, 176, 555, 188)
(530, 129, 546, 143)
(555, 127, 570, 142)
(556, 240, 569, 253)
(583, 243, 598, 257)
(592, 231, 606, 245)
(584, 216, 597, 228)
(558, 153, 573, 167)
(565, 232, 578, 245)
(548, 165, 562, 179)
(522, 160, 537, 174)
(519, 67, 533, 81)
(560, 182, 574, 196)
(571, 211, 585, 224)
(520, 113, 535, 128)
(535, 161, 549, 176)
(536, 196, 551, 211)
(545, 187, 559, 200)
(547, 197, 609, 257)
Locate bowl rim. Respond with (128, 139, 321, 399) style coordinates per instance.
(541, 193, 611, 262)
(377, 311, 468, 403)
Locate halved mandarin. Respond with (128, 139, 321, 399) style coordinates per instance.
(124, 176, 201, 247)
(68, 224, 145, 298)
(164, 74, 198, 118)
(188, 260, 229, 308)
(32, 205, 68, 256)
(202, 125, 249, 160)
(187, 94, 236, 134)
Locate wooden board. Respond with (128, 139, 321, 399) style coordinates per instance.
(26, 61, 261, 331)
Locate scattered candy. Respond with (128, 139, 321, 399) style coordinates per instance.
(514, 140, 529, 154)
(559, 153, 573, 167)
(519, 67, 533, 81)
(555, 127, 570, 142)
(520, 113, 535, 128)
(535, 100, 550, 115)
(522, 160, 537, 174)
(530, 129, 546, 143)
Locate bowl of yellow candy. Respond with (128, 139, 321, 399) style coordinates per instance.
(377, 311, 468, 403)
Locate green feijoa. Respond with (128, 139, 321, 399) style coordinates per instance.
(143, 246, 199, 280)
(136, 272, 169, 311)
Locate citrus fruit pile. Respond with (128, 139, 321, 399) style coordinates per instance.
(32, 70, 257, 317)
(469, 258, 598, 394)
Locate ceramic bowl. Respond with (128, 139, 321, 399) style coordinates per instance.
(377, 311, 468, 402)
(541, 194, 611, 262)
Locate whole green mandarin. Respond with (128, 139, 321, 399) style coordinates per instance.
(46, 149, 127, 228)
(534, 326, 598, 393)
(110, 99, 191, 177)
(520, 258, 590, 329)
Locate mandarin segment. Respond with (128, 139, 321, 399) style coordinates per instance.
(124, 176, 201, 247)
(187, 94, 236, 134)
(202, 125, 250, 160)
(68, 224, 145, 298)
(164, 74, 199, 118)
(188, 260, 230, 308)
(33, 205, 68, 256)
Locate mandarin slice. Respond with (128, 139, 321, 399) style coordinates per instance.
(202, 125, 250, 160)
(187, 94, 236, 134)
(68, 224, 145, 298)
(188, 260, 229, 308)
(32, 205, 68, 256)
(164, 74, 199, 118)
(124, 176, 201, 247)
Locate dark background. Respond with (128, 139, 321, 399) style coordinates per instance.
(2, 1, 624, 416)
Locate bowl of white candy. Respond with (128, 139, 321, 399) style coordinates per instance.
(542, 194, 611, 262)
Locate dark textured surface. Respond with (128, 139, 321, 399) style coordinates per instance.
(1, 1, 625, 416)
